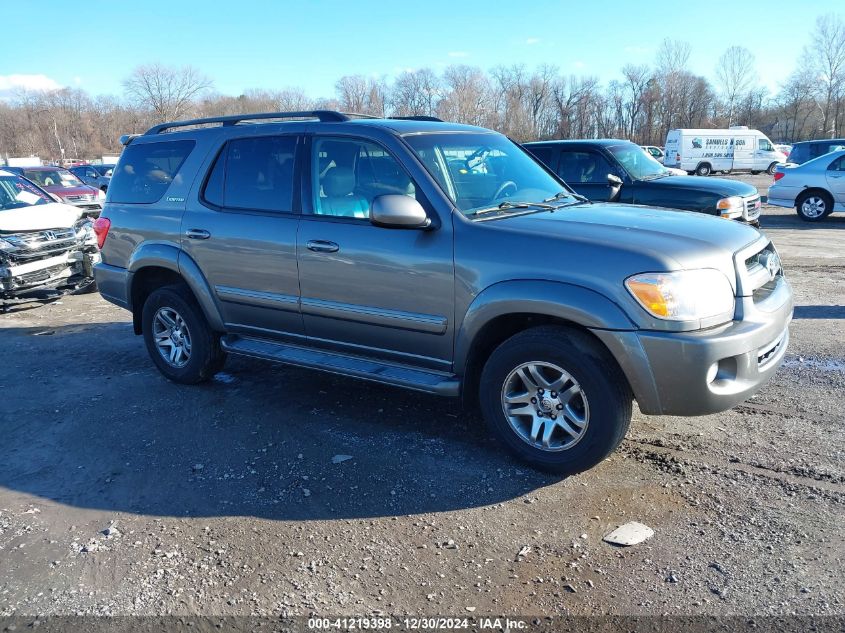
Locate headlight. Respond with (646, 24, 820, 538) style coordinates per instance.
(716, 196, 743, 219)
(625, 269, 735, 321)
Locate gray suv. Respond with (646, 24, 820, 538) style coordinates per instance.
(94, 111, 793, 474)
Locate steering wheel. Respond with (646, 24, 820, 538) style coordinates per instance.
(493, 180, 517, 200)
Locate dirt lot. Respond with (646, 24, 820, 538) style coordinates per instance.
(1, 175, 843, 622)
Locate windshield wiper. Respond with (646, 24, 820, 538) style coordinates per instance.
(469, 200, 557, 217)
(544, 190, 590, 204)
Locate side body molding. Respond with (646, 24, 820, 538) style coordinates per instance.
(454, 279, 637, 372)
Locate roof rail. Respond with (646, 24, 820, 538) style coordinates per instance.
(389, 115, 443, 122)
(143, 110, 350, 135)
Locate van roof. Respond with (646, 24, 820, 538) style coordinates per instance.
(668, 128, 764, 135)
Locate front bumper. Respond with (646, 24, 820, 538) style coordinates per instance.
(594, 275, 793, 416)
(0, 249, 100, 299)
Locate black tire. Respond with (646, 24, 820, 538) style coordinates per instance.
(750, 170, 760, 175)
(141, 284, 225, 384)
(766, 162, 778, 175)
(795, 190, 833, 222)
(695, 163, 712, 176)
(479, 326, 632, 475)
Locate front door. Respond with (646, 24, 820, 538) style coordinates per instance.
(296, 135, 454, 371)
(181, 133, 304, 340)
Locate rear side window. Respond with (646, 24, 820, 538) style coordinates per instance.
(789, 144, 808, 164)
(202, 136, 297, 212)
(108, 140, 195, 203)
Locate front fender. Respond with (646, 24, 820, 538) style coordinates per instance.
(454, 279, 636, 371)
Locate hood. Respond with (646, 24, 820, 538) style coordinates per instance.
(495, 202, 761, 272)
(643, 175, 757, 197)
(0, 202, 84, 232)
(43, 184, 97, 197)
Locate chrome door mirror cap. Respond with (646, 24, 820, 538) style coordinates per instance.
(370, 194, 431, 229)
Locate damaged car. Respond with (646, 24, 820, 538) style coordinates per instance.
(0, 169, 100, 305)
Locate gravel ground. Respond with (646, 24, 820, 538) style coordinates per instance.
(0, 175, 843, 621)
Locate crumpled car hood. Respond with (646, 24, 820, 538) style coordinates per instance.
(0, 203, 83, 233)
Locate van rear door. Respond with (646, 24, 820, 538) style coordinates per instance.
(664, 131, 681, 167)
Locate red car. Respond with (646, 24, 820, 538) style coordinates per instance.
(19, 166, 104, 217)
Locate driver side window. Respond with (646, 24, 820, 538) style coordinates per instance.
(311, 137, 418, 220)
(557, 151, 615, 185)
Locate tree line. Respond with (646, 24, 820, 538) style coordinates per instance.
(2, 13, 844, 162)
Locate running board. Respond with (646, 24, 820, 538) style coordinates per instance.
(221, 335, 460, 397)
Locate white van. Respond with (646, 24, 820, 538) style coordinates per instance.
(664, 127, 786, 176)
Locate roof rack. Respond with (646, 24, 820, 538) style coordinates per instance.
(143, 110, 351, 136)
(389, 115, 443, 122)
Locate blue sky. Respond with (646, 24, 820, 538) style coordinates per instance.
(2, 1, 841, 99)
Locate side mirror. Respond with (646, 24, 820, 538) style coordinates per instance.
(607, 174, 623, 187)
(371, 194, 431, 229)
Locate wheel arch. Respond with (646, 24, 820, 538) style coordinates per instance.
(127, 244, 224, 334)
(456, 280, 636, 405)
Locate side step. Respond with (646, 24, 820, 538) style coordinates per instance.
(221, 335, 460, 397)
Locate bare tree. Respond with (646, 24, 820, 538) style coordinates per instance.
(390, 69, 440, 117)
(804, 13, 845, 137)
(123, 64, 212, 122)
(716, 46, 756, 125)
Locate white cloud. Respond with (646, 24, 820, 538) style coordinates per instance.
(623, 45, 651, 54)
(572, 61, 585, 69)
(0, 74, 63, 93)
(73, 76, 82, 86)
(448, 51, 469, 58)
(526, 37, 541, 45)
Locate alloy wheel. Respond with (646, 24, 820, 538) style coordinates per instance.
(500, 361, 590, 452)
(152, 307, 192, 368)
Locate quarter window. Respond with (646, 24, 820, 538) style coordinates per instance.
(108, 140, 195, 204)
(758, 139, 773, 152)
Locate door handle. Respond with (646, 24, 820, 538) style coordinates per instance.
(306, 240, 339, 253)
(185, 229, 211, 240)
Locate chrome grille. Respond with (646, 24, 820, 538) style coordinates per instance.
(1, 229, 77, 263)
(742, 195, 761, 221)
(744, 242, 783, 301)
(65, 194, 95, 202)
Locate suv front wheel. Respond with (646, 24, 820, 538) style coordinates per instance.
(479, 326, 632, 474)
(141, 284, 226, 383)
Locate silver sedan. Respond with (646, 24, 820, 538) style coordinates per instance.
(768, 148, 845, 221)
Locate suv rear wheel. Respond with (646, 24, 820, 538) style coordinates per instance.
(479, 326, 632, 474)
(141, 284, 226, 383)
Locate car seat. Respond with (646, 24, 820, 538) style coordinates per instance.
(318, 167, 369, 219)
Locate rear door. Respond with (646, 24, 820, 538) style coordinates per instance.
(825, 154, 845, 204)
(181, 133, 304, 340)
(555, 148, 620, 201)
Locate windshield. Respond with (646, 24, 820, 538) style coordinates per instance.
(0, 175, 52, 211)
(404, 133, 570, 215)
(608, 143, 671, 180)
(23, 168, 83, 188)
